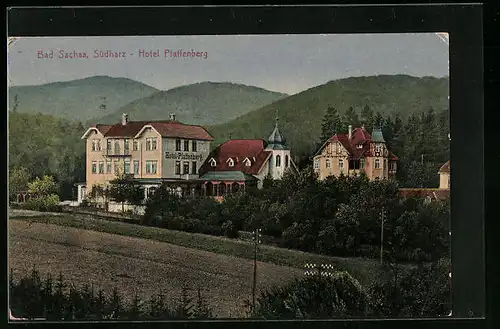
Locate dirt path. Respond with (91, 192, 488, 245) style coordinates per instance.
(8, 220, 303, 318)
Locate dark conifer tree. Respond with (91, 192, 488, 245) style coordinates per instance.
(360, 105, 374, 132)
(342, 106, 361, 132)
(317, 106, 342, 150)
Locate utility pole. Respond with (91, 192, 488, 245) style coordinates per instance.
(380, 207, 385, 265)
(251, 228, 262, 311)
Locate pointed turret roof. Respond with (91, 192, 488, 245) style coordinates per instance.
(266, 115, 288, 150)
(371, 126, 386, 143)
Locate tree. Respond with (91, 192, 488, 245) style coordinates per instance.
(360, 105, 374, 132)
(342, 106, 360, 132)
(28, 175, 59, 197)
(9, 167, 31, 201)
(317, 106, 342, 149)
(262, 173, 275, 189)
(25, 175, 61, 211)
(108, 175, 144, 213)
(373, 112, 384, 129)
(12, 94, 19, 112)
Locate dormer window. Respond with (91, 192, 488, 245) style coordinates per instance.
(209, 158, 217, 167)
(356, 144, 363, 149)
(227, 158, 235, 167)
(243, 158, 252, 167)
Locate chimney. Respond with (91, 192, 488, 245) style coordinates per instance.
(121, 113, 128, 125)
(348, 125, 353, 139)
(169, 113, 176, 121)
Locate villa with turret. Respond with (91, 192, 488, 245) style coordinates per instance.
(312, 125, 398, 181)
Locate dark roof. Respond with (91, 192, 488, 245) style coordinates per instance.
(439, 160, 450, 173)
(398, 188, 450, 201)
(315, 126, 397, 160)
(91, 119, 214, 141)
(198, 139, 272, 175)
(371, 127, 386, 143)
(267, 118, 287, 150)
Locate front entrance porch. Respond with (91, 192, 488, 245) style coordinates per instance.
(199, 171, 259, 198)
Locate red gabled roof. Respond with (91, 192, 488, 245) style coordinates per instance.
(94, 124, 112, 135)
(399, 188, 450, 201)
(439, 160, 450, 173)
(92, 119, 214, 141)
(199, 139, 272, 175)
(150, 122, 214, 141)
(104, 121, 147, 137)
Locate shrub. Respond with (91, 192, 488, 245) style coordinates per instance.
(367, 258, 451, 317)
(23, 194, 62, 212)
(252, 271, 371, 319)
(222, 220, 238, 238)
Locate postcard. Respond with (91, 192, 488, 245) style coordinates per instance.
(8, 33, 452, 320)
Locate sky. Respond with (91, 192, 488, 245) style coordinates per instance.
(7, 34, 448, 95)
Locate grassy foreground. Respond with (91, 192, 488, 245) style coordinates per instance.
(10, 214, 383, 286)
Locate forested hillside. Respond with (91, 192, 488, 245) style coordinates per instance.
(8, 112, 86, 199)
(208, 75, 449, 157)
(8, 76, 159, 122)
(93, 82, 288, 126)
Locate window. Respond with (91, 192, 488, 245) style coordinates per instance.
(383, 159, 387, 169)
(276, 155, 281, 167)
(133, 160, 140, 174)
(106, 160, 112, 173)
(107, 140, 112, 151)
(176, 139, 181, 151)
(146, 160, 158, 174)
(98, 161, 104, 174)
(124, 160, 131, 174)
(339, 159, 344, 171)
(360, 158, 365, 169)
(175, 161, 181, 175)
(184, 140, 189, 152)
(314, 159, 320, 169)
(356, 144, 363, 149)
(389, 162, 395, 171)
(227, 158, 235, 167)
(209, 158, 217, 167)
(285, 155, 289, 168)
(183, 162, 189, 174)
(192, 140, 197, 152)
(114, 141, 120, 154)
(145, 138, 157, 151)
(91, 161, 97, 174)
(191, 161, 197, 174)
(114, 160, 120, 174)
(244, 158, 251, 167)
(375, 159, 380, 169)
(133, 140, 139, 151)
(96, 140, 101, 151)
(91, 140, 96, 151)
(124, 139, 130, 154)
(326, 159, 331, 168)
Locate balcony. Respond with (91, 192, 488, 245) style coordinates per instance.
(103, 149, 132, 157)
